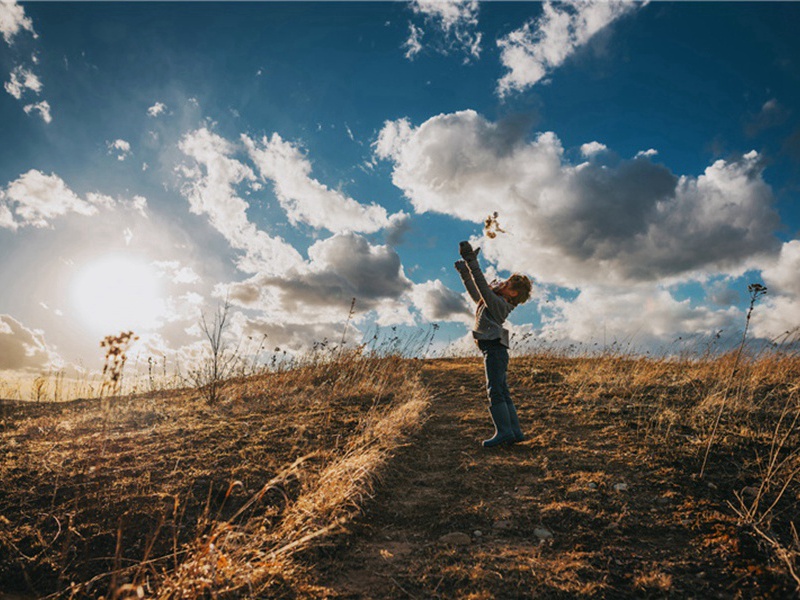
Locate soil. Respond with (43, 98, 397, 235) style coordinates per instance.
(313, 358, 795, 599)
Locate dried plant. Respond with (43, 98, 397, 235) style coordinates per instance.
(484, 211, 506, 238)
(100, 330, 139, 398)
(701, 282, 768, 477)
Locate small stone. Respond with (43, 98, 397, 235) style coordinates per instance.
(534, 527, 553, 540)
(613, 483, 629, 492)
(493, 520, 514, 531)
(473, 530, 483, 538)
(438, 532, 471, 546)
(588, 482, 598, 490)
(707, 482, 718, 490)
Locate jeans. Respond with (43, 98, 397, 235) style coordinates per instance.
(478, 339, 511, 407)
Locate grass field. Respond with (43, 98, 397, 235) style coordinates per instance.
(1, 346, 798, 598)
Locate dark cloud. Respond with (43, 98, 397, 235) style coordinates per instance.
(227, 232, 412, 321)
(744, 99, 790, 138)
(411, 280, 470, 322)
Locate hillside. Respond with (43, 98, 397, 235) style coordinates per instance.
(1, 353, 798, 598)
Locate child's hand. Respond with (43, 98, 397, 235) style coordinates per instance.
(454, 259, 469, 273)
(459, 241, 481, 261)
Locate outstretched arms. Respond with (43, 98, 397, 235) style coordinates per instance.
(455, 258, 482, 303)
(456, 241, 512, 322)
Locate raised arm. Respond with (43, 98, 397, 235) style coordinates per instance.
(459, 242, 513, 323)
(455, 260, 482, 304)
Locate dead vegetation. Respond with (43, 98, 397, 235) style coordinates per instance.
(1, 342, 799, 598)
(0, 349, 428, 598)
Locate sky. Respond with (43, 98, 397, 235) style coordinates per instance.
(2, 0, 800, 384)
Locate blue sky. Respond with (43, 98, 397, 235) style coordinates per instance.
(2, 1, 800, 381)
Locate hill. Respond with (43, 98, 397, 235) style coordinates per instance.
(1, 352, 798, 598)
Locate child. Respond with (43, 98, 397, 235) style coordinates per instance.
(455, 241, 532, 447)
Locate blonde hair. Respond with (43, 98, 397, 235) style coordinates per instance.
(506, 273, 532, 306)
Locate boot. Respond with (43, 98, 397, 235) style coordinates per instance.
(507, 402, 526, 443)
(483, 403, 515, 448)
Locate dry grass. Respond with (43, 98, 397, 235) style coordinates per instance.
(0, 349, 428, 599)
(2, 340, 799, 597)
(515, 346, 800, 590)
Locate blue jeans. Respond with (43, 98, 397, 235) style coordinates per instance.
(478, 339, 511, 407)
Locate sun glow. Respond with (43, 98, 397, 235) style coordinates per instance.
(71, 256, 165, 336)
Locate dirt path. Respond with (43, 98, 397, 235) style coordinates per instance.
(314, 358, 784, 598)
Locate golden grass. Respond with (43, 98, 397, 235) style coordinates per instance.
(0, 349, 429, 599)
(2, 340, 799, 596)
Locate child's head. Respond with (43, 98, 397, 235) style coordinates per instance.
(493, 273, 532, 306)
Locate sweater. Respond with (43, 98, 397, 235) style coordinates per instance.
(457, 257, 514, 347)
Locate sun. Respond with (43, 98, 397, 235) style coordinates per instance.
(71, 256, 165, 336)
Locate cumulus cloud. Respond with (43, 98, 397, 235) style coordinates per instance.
(497, 0, 639, 96)
(242, 132, 395, 234)
(178, 128, 304, 276)
(4, 64, 41, 99)
(0, 0, 35, 46)
(410, 279, 470, 323)
(0, 314, 58, 372)
(752, 240, 800, 339)
(108, 139, 132, 160)
(538, 284, 739, 349)
(404, 0, 482, 61)
(0, 170, 104, 229)
(147, 101, 167, 117)
(580, 141, 607, 157)
(377, 110, 781, 287)
(225, 232, 413, 326)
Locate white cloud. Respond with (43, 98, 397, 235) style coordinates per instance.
(497, 0, 639, 96)
(752, 240, 800, 339)
(4, 64, 41, 99)
(242, 132, 394, 234)
(0, 0, 35, 46)
(405, 0, 482, 61)
(403, 22, 424, 60)
(0, 170, 100, 229)
(108, 139, 132, 160)
(178, 128, 304, 276)
(760, 240, 800, 297)
(0, 314, 59, 372)
(580, 141, 607, 157)
(155, 260, 201, 284)
(2, 4, 51, 122)
(539, 284, 739, 349)
(23, 99, 51, 123)
(147, 101, 167, 117)
(377, 110, 781, 288)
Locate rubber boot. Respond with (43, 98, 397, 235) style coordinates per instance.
(507, 402, 526, 443)
(483, 403, 515, 448)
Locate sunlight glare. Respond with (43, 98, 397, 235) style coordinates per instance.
(71, 256, 165, 336)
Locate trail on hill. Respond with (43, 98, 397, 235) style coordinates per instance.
(314, 359, 783, 598)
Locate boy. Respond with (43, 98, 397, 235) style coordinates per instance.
(455, 241, 532, 447)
